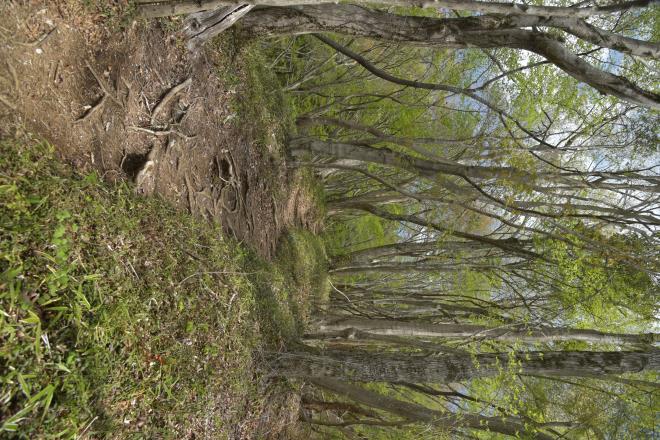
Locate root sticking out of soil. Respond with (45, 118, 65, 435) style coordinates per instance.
(0, 0, 320, 259)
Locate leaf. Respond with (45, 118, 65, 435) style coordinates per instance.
(17, 373, 31, 399)
(21, 311, 41, 325)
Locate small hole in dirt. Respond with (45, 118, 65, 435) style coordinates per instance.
(211, 157, 219, 178)
(122, 153, 149, 179)
(218, 157, 231, 180)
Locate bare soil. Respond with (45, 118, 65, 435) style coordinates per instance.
(0, 0, 319, 259)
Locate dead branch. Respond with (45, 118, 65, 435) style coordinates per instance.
(6, 61, 19, 96)
(150, 78, 192, 126)
(0, 94, 16, 110)
(129, 125, 195, 140)
(74, 95, 108, 124)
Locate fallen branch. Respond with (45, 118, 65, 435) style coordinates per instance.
(74, 95, 107, 124)
(0, 93, 16, 110)
(6, 61, 19, 96)
(26, 26, 58, 47)
(150, 78, 192, 126)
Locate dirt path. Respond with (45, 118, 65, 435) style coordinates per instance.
(0, 1, 318, 259)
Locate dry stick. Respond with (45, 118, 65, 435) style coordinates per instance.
(84, 60, 122, 106)
(150, 78, 192, 126)
(6, 61, 19, 96)
(14, 26, 58, 47)
(0, 94, 16, 110)
(128, 125, 195, 139)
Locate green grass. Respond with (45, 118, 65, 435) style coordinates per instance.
(250, 229, 330, 343)
(0, 136, 327, 438)
(214, 32, 297, 159)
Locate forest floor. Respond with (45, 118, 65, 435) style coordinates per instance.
(0, 0, 321, 258)
(1, 1, 326, 438)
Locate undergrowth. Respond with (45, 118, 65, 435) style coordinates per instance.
(0, 136, 327, 438)
(214, 31, 296, 159)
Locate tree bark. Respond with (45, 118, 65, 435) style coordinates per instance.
(139, 0, 653, 19)
(312, 316, 659, 345)
(336, 239, 498, 264)
(273, 348, 660, 382)
(311, 377, 556, 440)
(292, 139, 533, 182)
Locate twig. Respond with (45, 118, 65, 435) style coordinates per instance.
(79, 415, 99, 439)
(129, 125, 195, 140)
(85, 60, 121, 106)
(26, 26, 57, 47)
(0, 94, 16, 110)
(6, 61, 18, 96)
(74, 95, 107, 124)
(52, 59, 61, 83)
(150, 78, 192, 126)
(328, 280, 353, 303)
(9, 26, 58, 47)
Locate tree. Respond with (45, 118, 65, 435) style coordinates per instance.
(273, 348, 659, 382)
(139, 2, 660, 437)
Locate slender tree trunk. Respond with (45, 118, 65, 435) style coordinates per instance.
(311, 316, 659, 345)
(273, 348, 659, 382)
(293, 138, 535, 182)
(311, 377, 556, 440)
(336, 239, 498, 263)
(330, 261, 505, 275)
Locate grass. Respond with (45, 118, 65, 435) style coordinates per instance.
(213, 31, 297, 159)
(251, 229, 330, 344)
(0, 135, 327, 438)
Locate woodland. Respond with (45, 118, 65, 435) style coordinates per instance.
(1, 0, 658, 438)
(151, 0, 659, 438)
(142, 1, 660, 438)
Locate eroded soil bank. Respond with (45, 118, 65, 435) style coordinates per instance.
(0, 1, 319, 258)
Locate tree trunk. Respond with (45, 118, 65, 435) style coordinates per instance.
(311, 377, 556, 440)
(311, 316, 659, 345)
(139, 0, 653, 20)
(330, 261, 504, 275)
(293, 139, 534, 183)
(239, 5, 660, 109)
(273, 348, 659, 382)
(335, 239, 500, 265)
